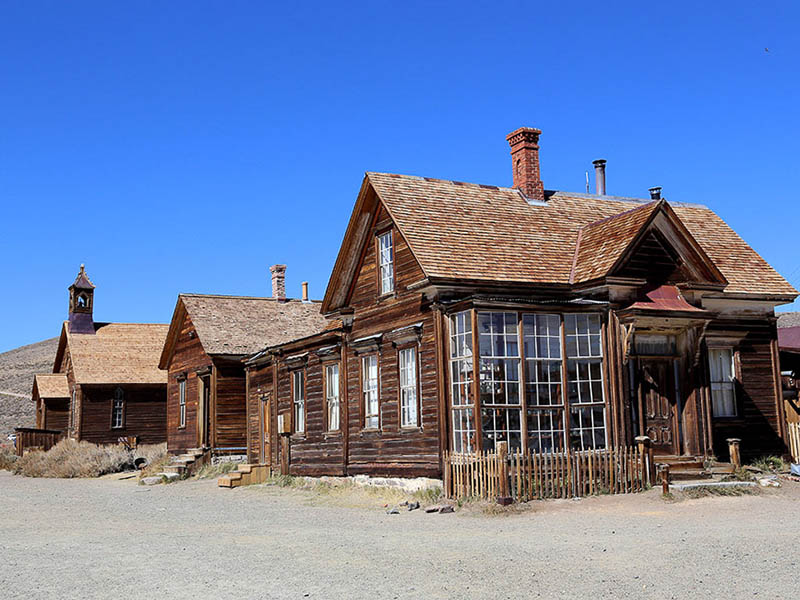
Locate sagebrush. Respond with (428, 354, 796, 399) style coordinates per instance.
(0, 442, 17, 471)
(13, 439, 167, 478)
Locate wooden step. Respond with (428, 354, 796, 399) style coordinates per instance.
(669, 469, 713, 481)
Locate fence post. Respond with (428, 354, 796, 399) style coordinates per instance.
(496, 441, 512, 505)
(726, 438, 741, 470)
(658, 464, 670, 495)
(635, 435, 653, 486)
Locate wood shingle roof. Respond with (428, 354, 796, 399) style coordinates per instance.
(364, 172, 796, 297)
(33, 373, 70, 398)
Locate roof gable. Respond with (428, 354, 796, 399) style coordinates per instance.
(33, 373, 70, 399)
(342, 172, 794, 299)
(161, 294, 329, 366)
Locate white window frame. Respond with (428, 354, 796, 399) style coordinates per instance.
(111, 387, 124, 429)
(362, 355, 379, 429)
(292, 370, 305, 433)
(178, 379, 186, 429)
(378, 231, 394, 295)
(325, 363, 340, 432)
(399, 347, 419, 428)
(709, 348, 737, 418)
(449, 311, 475, 453)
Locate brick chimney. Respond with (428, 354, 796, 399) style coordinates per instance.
(270, 264, 286, 300)
(506, 127, 544, 202)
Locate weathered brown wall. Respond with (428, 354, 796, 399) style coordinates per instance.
(165, 313, 210, 452)
(79, 384, 166, 445)
(708, 318, 785, 459)
(43, 399, 69, 432)
(246, 364, 273, 463)
(214, 364, 247, 451)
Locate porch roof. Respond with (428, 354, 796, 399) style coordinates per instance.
(625, 285, 705, 313)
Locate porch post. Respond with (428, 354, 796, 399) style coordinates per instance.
(726, 438, 741, 469)
(635, 435, 654, 485)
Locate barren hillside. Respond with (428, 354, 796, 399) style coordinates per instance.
(0, 338, 59, 437)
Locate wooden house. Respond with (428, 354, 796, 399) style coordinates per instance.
(158, 265, 327, 457)
(777, 313, 800, 425)
(31, 266, 168, 445)
(243, 126, 797, 479)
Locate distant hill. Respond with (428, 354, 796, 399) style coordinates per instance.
(0, 338, 59, 438)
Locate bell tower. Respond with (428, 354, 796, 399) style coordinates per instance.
(68, 264, 96, 334)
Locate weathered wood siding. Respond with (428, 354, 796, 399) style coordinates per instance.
(708, 318, 785, 459)
(214, 365, 247, 451)
(43, 399, 70, 432)
(79, 384, 166, 445)
(246, 364, 273, 463)
(165, 313, 210, 452)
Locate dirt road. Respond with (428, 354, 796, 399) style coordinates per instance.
(1, 471, 798, 599)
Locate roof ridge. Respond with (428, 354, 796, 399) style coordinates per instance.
(180, 293, 321, 303)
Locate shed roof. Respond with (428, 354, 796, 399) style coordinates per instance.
(56, 322, 169, 385)
(33, 373, 70, 398)
(779, 326, 800, 352)
(777, 312, 800, 328)
(343, 172, 795, 299)
(160, 294, 329, 367)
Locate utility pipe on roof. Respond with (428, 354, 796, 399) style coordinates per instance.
(593, 159, 607, 195)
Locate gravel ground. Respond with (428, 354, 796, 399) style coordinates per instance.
(1, 471, 799, 599)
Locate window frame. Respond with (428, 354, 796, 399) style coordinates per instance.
(361, 354, 380, 430)
(376, 229, 395, 297)
(324, 362, 341, 433)
(447, 309, 608, 453)
(111, 387, 125, 429)
(397, 344, 421, 429)
(708, 347, 738, 418)
(178, 378, 187, 429)
(291, 369, 306, 435)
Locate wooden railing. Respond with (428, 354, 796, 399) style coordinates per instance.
(14, 427, 65, 457)
(788, 422, 800, 463)
(444, 442, 653, 502)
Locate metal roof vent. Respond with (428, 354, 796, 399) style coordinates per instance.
(649, 186, 662, 200)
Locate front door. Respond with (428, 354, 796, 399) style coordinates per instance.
(260, 394, 271, 465)
(197, 375, 211, 449)
(640, 359, 680, 455)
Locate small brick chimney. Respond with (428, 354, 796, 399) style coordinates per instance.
(270, 264, 287, 300)
(506, 127, 544, 202)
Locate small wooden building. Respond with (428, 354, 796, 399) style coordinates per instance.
(777, 315, 800, 425)
(158, 266, 326, 457)
(31, 266, 168, 445)
(244, 126, 796, 478)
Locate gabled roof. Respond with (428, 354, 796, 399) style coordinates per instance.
(54, 322, 168, 385)
(322, 172, 796, 312)
(159, 294, 329, 368)
(33, 373, 70, 399)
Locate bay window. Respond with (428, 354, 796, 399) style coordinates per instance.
(448, 309, 607, 453)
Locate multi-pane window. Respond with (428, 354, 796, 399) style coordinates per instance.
(565, 314, 606, 450)
(450, 311, 475, 452)
(292, 370, 305, 433)
(478, 312, 522, 451)
(378, 231, 394, 295)
(709, 348, 737, 417)
(178, 379, 186, 428)
(523, 314, 564, 452)
(325, 364, 340, 431)
(362, 355, 379, 429)
(111, 387, 124, 429)
(399, 348, 418, 427)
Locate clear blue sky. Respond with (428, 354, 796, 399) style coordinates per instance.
(1, 1, 798, 352)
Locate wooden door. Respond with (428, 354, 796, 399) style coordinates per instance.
(640, 359, 679, 455)
(260, 394, 271, 465)
(197, 376, 211, 449)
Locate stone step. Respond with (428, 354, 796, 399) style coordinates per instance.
(163, 465, 186, 475)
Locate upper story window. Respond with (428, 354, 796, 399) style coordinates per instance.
(399, 347, 419, 427)
(709, 348, 737, 417)
(112, 387, 124, 429)
(378, 231, 394, 295)
(325, 364, 340, 432)
(362, 355, 379, 429)
(292, 370, 306, 433)
(178, 379, 186, 428)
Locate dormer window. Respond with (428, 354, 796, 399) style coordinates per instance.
(378, 230, 394, 295)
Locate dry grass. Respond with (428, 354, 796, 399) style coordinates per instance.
(750, 456, 787, 474)
(193, 461, 237, 480)
(13, 439, 168, 478)
(0, 442, 17, 471)
(258, 475, 444, 509)
(681, 485, 760, 500)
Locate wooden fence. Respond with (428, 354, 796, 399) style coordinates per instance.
(14, 427, 64, 457)
(788, 422, 800, 463)
(444, 443, 653, 502)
